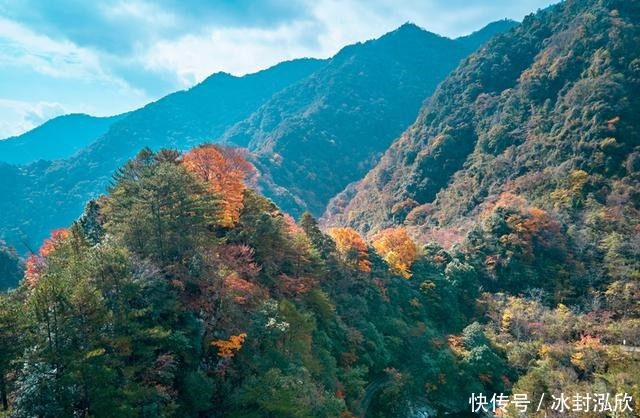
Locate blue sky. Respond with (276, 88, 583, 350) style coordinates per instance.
(0, 0, 558, 138)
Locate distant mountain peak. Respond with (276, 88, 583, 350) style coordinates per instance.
(396, 21, 426, 32)
(0, 17, 517, 252)
(324, 0, 640, 241)
(381, 21, 446, 42)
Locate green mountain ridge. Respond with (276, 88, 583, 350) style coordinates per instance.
(0, 58, 326, 253)
(0, 113, 125, 165)
(325, 0, 640, 246)
(0, 21, 516, 254)
(226, 20, 518, 218)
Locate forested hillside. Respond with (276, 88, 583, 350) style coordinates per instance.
(0, 147, 514, 417)
(0, 21, 516, 254)
(225, 21, 517, 217)
(2, 143, 638, 418)
(320, 0, 640, 413)
(326, 0, 640, 280)
(0, 58, 325, 252)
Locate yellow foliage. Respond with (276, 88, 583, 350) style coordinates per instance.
(212, 333, 247, 358)
(372, 227, 419, 278)
(327, 227, 372, 273)
(569, 170, 588, 193)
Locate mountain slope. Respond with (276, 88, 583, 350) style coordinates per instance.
(325, 0, 640, 246)
(0, 113, 125, 164)
(0, 58, 326, 252)
(0, 22, 516, 252)
(225, 21, 517, 217)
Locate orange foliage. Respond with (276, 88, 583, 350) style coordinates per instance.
(215, 244, 262, 279)
(283, 213, 304, 235)
(575, 335, 602, 348)
(223, 273, 262, 306)
(212, 333, 247, 358)
(25, 228, 70, 288)
(481, 192, 528, 218)
(182, 145, 255, 227)
(506, 206, 560, 253)
(372, 227, 419, 278)
(40, 228, 70, 258)
(327, 227, 371, 273)
(278, 274, 316, 297)
(447, 335, 468, 357)
(25, 255, 46, 289)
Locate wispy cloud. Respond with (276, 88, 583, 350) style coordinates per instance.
(0, 0, 559, 138)
(0, 99, 66, 138)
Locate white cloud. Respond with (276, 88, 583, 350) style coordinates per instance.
(0, 16, 147, 96)
(139, 0, 558, 84)
(0, 16, 152, 137)
(143, 20, 326, 86)
(0, 99, 67, 138)
(0, 0, 560, 137)
(0, 17, 100, 80)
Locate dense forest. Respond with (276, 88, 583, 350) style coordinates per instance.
(0, 146, 513, 417)
(223, 20, 517, 217)
(1, 143, 638, 417)
(0, 20, 515, 255)
(1, 0, 639, 417)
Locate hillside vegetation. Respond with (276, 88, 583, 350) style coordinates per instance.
(326, 0, 640, 300)
(0, 21, 516, 254)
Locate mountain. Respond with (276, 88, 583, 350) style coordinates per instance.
(225, 20, 518, 217)
(0, 113, 125, 164)
(0, 146, 516, 417)
(319, 2, 640, 411)
(0, 21, 515, 253)
(0, 58, 325, 252)
(325, 0, 640, 246)
(3, 3, 640, 417)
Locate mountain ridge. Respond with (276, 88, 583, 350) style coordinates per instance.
(225, 20, 518, 217)
(324, 0, 640, 248)
(0, 21, 517, 252)
(0, 113, 126, 164)
(0, 58, 327, 252)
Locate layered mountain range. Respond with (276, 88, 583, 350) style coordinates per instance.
(0, 113, 125, 165)
(2, 1, 640, 417)
(325, 0, 640, 247)
(0, 20, 516, 252)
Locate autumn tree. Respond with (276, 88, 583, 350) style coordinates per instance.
(327, 228, 371, 273)
(182, 144, 255, 227)
(372, 228, 419, 278)
(212, 333, 247, 359)
(24, 228, 70, 288)
(104, 148, 219, 264)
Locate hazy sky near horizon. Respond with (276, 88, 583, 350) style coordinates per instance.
(0, 0, 558, 138)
